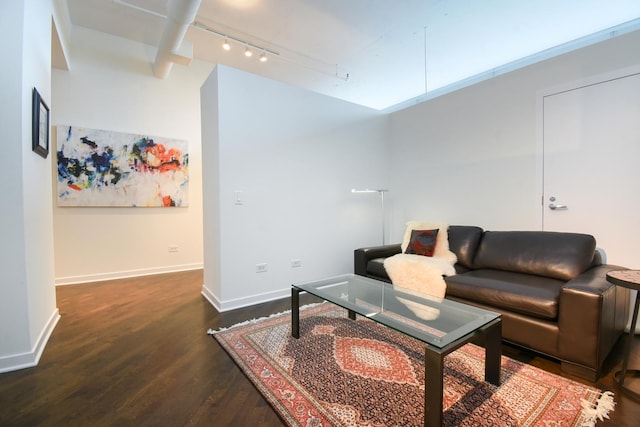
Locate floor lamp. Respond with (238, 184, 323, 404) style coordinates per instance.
(351, 189, 389, 245)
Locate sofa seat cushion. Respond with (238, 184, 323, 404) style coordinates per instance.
(445, 269, 565, 320)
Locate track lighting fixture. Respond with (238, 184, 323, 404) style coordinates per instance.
(191, 21, 348, 80)
(221, 36, 268, 63)
(112, 2, 349, 82)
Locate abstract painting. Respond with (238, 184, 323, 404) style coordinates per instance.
(56, 126, 188, 207)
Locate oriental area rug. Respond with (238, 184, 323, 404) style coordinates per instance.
(209, 303, 614, 427)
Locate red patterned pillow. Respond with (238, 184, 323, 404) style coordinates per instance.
(404, 229, 439, 257)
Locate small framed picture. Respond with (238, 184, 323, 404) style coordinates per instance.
(32, 88, 50, 158)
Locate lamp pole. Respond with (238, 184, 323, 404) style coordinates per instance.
(379, 190, 386, 245)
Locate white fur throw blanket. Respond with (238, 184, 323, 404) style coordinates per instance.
(383, 254, 456, 299)
(383, 254, 456, 320)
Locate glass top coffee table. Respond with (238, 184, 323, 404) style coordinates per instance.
(291, 273, 501, 427)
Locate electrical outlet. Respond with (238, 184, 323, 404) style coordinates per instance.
(168, 245, 179, 253)
(256, 263, 268, 273)
(291, 259, 302, 268)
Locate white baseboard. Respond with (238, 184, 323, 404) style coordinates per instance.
(200, 286, 221, 311)
(0, 308, 61, 374)
(201, 285, 290, 312)
(55, 263, 203, 286)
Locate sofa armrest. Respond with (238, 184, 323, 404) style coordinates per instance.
(354, 244, 402, 276)
(558, 264, 630, 373)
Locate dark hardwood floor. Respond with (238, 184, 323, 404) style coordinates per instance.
(0, 270, 638, 426)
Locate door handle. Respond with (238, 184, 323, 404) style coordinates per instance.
(549, 203, 568, 210)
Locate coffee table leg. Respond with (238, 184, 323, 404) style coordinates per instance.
(484, 320, 502, 385)
(291, 287, 300, 338)
(424, 349, 443, 427)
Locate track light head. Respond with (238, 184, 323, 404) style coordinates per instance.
(244, 47, 252, 57)
(259, 53, 267, 62)
(222, 40, 230, 51)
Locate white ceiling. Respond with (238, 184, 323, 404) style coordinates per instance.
(61, 0, 640, 110)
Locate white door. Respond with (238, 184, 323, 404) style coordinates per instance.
(542, 69, 640, 269)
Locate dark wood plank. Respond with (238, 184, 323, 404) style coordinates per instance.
(0, 270, 637, 426)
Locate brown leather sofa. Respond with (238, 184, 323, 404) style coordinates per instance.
(354, 225, 630, 381)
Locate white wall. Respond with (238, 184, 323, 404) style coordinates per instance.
(200, 68, 221, 305)
(52, 27, 213, 284)
(202, 65, 389, 311)
(388, 29, 640, 242)
(0, 0, 59, 373)
(200, 30, 640, 311)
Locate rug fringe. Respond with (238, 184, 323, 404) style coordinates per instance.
(580, 390, 615, 427)
(207, 302, 326, 335)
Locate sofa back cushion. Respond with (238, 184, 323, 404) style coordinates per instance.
(473, 231, 596, 281)
(448, 226, 484, 269)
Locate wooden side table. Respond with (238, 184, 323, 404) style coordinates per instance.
(606, 269, 640, 401)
